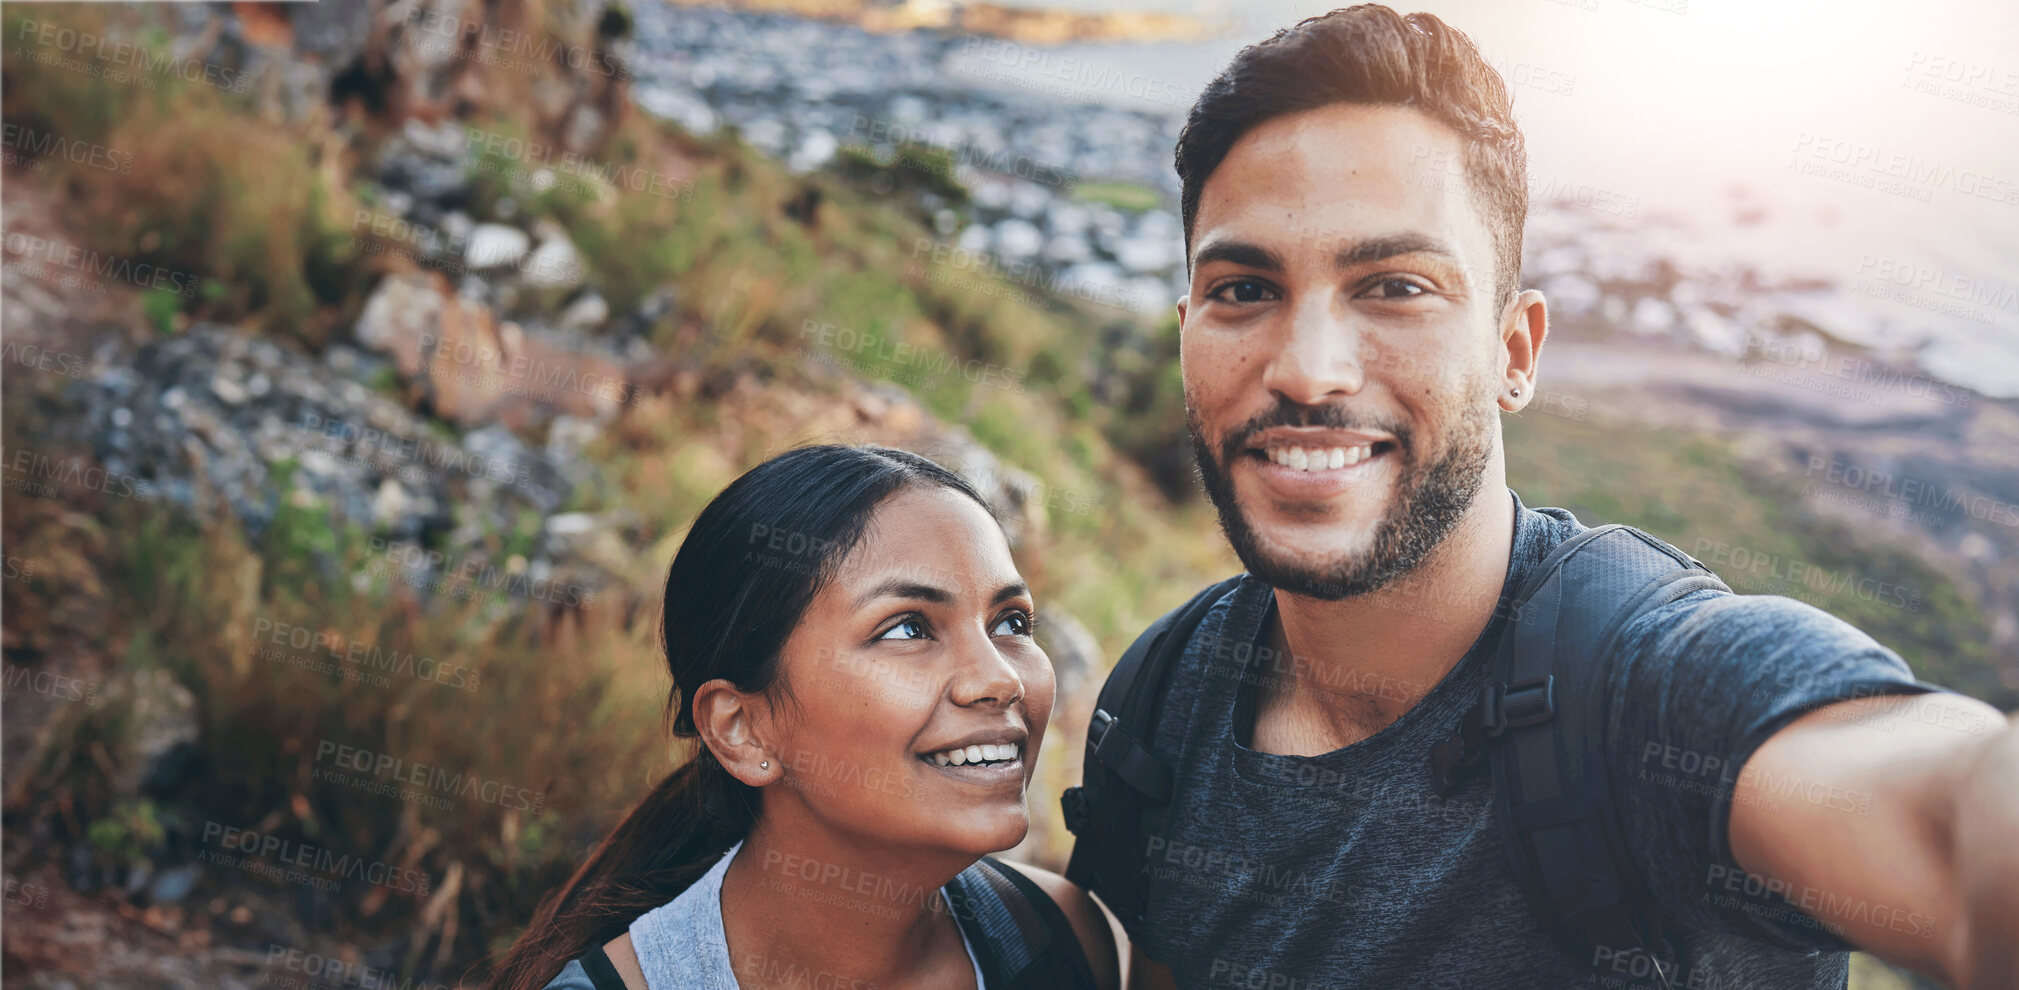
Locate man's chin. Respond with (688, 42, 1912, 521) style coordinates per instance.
(1232, 520, 1389, 601)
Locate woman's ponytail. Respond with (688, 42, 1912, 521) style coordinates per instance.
(483, 753, 756, 990)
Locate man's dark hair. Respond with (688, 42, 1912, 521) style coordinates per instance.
(1176, 4, 1528, 308)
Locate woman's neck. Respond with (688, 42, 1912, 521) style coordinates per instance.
(718, 818, 979, 989)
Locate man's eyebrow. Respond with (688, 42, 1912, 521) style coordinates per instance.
(1192, 239, 1284, 272)
(854, 579, 955, 609)
(1191, 233, 1459, 273)
(1334, 233, 1460, 268)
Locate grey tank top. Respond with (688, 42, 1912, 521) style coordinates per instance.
(625, 840, 986, 990)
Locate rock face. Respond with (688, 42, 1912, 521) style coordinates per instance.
(57, 324, 636, 615)
(103, 670, 200, 800)
(352, 272, 637, 431)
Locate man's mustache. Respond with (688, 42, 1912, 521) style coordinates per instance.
(1216, 402, 1413, 461)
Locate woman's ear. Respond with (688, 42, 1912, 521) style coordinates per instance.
(692, 678, 781, 786)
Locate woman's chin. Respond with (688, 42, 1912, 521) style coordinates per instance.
(932, 808, 1030, 857)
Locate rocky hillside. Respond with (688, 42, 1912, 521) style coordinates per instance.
(0, 2, 2005, 989)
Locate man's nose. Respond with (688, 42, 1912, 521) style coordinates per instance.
(1262, 296, 1366, 405)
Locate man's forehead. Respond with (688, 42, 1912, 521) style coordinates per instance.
(1191, 103, 1490, 264)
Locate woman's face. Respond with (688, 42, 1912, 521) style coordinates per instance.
(762, 484, 1053, 856)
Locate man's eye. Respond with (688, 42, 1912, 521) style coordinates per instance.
(1363, 278, 1428, 300)
(878, 616, 929, 641)
(990, 611, 1033, 637)
(1208, 279, 1275, 304)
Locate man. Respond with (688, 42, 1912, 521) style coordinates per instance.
(1077, 5, 2019, 989)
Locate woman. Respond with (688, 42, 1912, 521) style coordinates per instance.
(488, 444, 1117, 990)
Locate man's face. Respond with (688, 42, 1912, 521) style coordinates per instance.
(1179, 103, 1510, 600)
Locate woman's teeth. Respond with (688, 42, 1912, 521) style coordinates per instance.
(1267, 444, 1373, 472)
(925, 742, 1022, 767)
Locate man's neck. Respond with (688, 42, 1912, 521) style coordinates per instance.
(1251, 486, 1517, 756)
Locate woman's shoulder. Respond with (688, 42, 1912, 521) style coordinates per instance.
(541, 959, 601, 990)
(540, 938, 641, 990)
(966, 858, 1120, 990)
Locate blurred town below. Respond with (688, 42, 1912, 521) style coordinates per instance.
(1, 1, 2013, 987)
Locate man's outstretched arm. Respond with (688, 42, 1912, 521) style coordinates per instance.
(1729, 691, 2019, 989)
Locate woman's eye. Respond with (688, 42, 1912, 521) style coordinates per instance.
(1362, 277, 1428, 300)
(878, 616, 929, 641)
(1207, 279, 1275, 304)
(990, 611, 1033, 637)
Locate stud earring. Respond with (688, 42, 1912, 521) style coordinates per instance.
(1510, 386, 1521, 397)
(760, 761, 770, 769)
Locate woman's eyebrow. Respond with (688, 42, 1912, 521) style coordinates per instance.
(853, 579, 954, 609)
(991, 582, 1031, 607)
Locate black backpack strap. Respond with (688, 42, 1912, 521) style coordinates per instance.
(1059, 574, 1246, 944)
(943, 856, 1101, 989)
(1431, 524, 1729, 987)
(575, 944, 630, 990)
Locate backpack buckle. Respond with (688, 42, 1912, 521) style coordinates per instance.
(1088, 708, 1116, 748)
(1061, 785, 1089, 834)
(1483, 675, 1556, 737)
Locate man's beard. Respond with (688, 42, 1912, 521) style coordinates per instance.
(1188, 395, 1495, 601)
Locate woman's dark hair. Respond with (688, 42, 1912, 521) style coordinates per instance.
(1175, 4, 1528, 308)
(485, 444, 993, 990)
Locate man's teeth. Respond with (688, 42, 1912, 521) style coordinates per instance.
(926, 742, 1022, 766)
(1267, 445, 1373, 472)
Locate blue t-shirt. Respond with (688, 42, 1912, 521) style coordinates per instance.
(1135, 490, 1934, 989)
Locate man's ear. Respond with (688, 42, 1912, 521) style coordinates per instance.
(1499, 288, 1548, 411)
(1176, 293, 1189, 328)
(692, 678, 781, 786)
